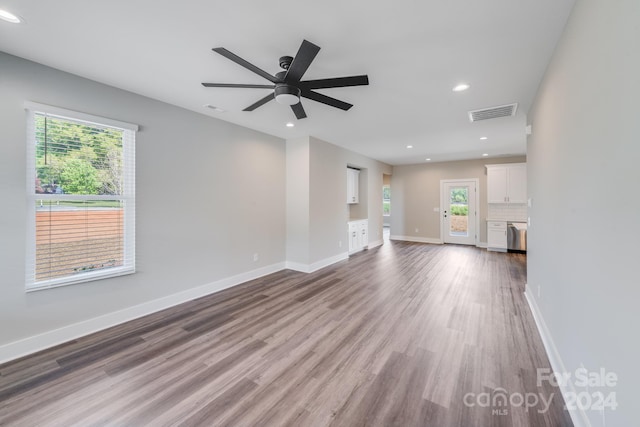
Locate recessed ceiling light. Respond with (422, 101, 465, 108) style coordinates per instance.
(482, 153, 489, 157)
(0, 9, 22, 23)
(406, 145, 413, 149)
(480, 136, 488, 140)
(286, 122, 295, 128)
(425, 158, 431, 161)
(452, 83, 470, 92)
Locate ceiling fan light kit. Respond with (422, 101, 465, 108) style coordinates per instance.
(202, 39, 369, 120)
(274, 84, 301, 105)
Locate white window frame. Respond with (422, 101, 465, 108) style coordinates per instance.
(383, 184, 391, 217)
(25, 102, 138, 292)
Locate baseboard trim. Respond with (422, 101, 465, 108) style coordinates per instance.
(0, 262, 286, 364)
(285, 252, 348, 274)
(477, 241, 488, 249)
(389, 235, 443, 245)
(368, 239, 383, 249)
(524, 285, 590, 427)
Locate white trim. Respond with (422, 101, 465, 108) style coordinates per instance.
(285, 252, 349, 274)
(27, 266, 135, 293)
(284, 261, 310, 273)
(440, 178, 480, 246)
(477, 241, 488, 249)
(0, 262, 285, 364)
(524, 285, 590, 427)
(367, 239, 383, 249)
(309, 253, 348, 272)
(24, 101, 139, 131)
(389, 235, 443, 245)
(25, 106, 136, 291)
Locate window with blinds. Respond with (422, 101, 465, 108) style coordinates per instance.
(26, 103, 137, 291)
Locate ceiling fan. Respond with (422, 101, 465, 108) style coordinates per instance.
(202, 39, 369, 120)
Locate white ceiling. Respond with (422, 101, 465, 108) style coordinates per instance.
(0, 0, 575, 165)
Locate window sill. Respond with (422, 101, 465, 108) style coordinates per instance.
(26, 266, 135, 293)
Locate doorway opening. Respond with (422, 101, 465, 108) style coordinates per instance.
(383, 174, 391, 241)
(440, 179, 479, 245)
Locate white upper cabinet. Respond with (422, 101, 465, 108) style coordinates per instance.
(487, 166, 508, 203)
(506, 163, 527, 203)
(486, 163, 527, 204)
(347, 168, 360, 204)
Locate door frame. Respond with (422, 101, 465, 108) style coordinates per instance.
(440, 178, 480, 246)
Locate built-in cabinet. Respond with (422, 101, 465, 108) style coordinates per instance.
(348, 219, 368, 254)
(486, 163, 527, 204)
(347, 168, 360, 204)
(487, 221, 507, 252)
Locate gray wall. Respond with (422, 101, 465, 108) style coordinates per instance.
(309, 138, 348, 262)
(286, 136, 391, 269)
(0, 52, 286, 347)
(527, 1, 639, 425)
(390, 156, 525, 243)
(285, 137, 310, 265)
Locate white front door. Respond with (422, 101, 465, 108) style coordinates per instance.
(442, 180, 478, 245)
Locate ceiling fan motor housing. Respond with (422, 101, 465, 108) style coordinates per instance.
(274, 84, 301, 105)
(279, 56, 293, 70)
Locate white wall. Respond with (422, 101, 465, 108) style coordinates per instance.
(390, 156, 525, 244)
(527, 1, 640, 426)
(0, 52, 286, 358)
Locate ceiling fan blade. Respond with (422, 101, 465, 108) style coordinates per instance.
(301, 90, 353, 111)
(202, 83, 275, 89)
(243, 93, 275, 111)
(213, 47, 279, 83)
(285, 40, 321, 83)
(300, 75, 369, 90)
(291, 102, 307, 120)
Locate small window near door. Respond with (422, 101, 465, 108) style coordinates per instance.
(449, 187, 469, 236)
(383, 185, 391, 216)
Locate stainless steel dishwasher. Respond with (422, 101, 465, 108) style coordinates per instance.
(507, 222, 527, 252)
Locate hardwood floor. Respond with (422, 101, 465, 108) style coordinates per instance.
(0, 242, 573, 426)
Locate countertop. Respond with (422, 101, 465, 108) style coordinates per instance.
(486, 218, 527, 223)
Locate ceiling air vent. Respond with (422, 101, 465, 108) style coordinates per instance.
(468, 103, 518, 122)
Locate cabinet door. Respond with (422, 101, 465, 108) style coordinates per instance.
(359, 221, 368, 249)
(348, 223, 359, 252)
(347, 169, 359, 204)
(487, 166, 508, 203)
(352, 170, 359, 203)
(507, 164, 527, 203)
(487, 227, 507, 250)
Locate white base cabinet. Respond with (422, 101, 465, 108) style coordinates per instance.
(487, 221, 507, 252)
(348, 219, 368, 254)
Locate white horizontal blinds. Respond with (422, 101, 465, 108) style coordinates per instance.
(26, 104, 136, 290)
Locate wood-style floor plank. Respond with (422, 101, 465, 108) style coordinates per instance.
(0, 241, 573, 426)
